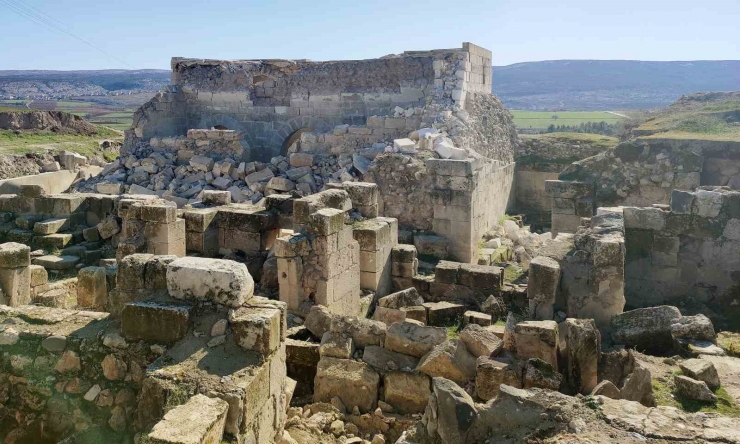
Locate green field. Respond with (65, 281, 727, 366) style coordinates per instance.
(511, 110, 624, 129)
(0, 126, 121, 161)
(0, 99, 135, 131)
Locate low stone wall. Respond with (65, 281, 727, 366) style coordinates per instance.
(0, 170, 84, 195)
(545, 180, 595, 235)
(624, 187, 740, 309)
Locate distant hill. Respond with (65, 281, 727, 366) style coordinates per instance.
(0, 69, 170, 100)
(493, 60, 740, 111)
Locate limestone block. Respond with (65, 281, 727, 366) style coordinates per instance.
(304, 305, 337, 338)
(401, 306, 427, 324)
(623, 207, 666, 230)
(268, 177, 295, 192)
(183, 208, 218, 232)
(96, 182, 124, 195)
(245, 167, 275, 186)
(314, 357, 380, 413)
(678, 359, 720, 389)
(694, 190, 723, 218)
(434, 261, 460, 284)
(144, 255, 178, 290)
(611, 305, 682, 354)
(35, 288, 67, 307)
(424, 301, 465, 327)
(545, 180, 593, 199)
(229, 306, 282, 354)
(277, 256, 303, 310)
(144, 219, 186, 245)
(565, 318, 600, 394)
(34, 233, 73, 250)
(274, 234, 309, 258)
(514, 320, 559, 368)
(393, 138, 416, 153)
(414, 234, 448, 259)
(671, 314, 715, 342)
(97, 215, 121, 239)
(330, 316, 386, 349)
(140, 204, 177, 223)
(290, 152, 314, 168)
(147, 394, 229, 444)
(166, 257, 254, 307)
(463, 311, 491, 327)
(458, 263, 503, 290)
(122, 302, 191, 343)
(0, 242, 30, 268)
(476, 356, 522, 400)
(378, 287, 424, 309)
(527, 256, 560, 321)
(416, 339, 477, 383)
(383, 371, 431, 414)
(353, 220, 391, 251)
(459, 323, 503, 358)
(33, 217, 68, 235)
(392, 244, 417, 263)
(77, 266, 108, 310)
(372, 306, 407, 326)
(15, 214, 40, 230)
(309, 208, 345, 235)
(319, 331, 355, 359)
(523, 358, 562, 390)
(29, 264, 47, 287)
(674, 375, 716, 402)
(670, 190, 695, 214)
(344, 182, 378, 206)
(0, 266, 30, 306)
(385, 321, 446, 358)
(190, 155, 215, 172)
(361, 345, 419, 374)
(116, 253, 152, 290)
(186, 229, 219, 255)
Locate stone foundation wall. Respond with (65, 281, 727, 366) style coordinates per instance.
(624, 187, 740, 309)
(545, 180, 595, 235)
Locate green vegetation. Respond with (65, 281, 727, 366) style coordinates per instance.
(527, 132, 620, 148)
(503, 264, 525, 284)
(652, 372, 740, 418)
(636, 96, 740, 141)
(446, 324, 460, 339)
(717, 331, 740, 357)
(0, 126, 121, 160)
(511, 110, 624, 130)
(493, 319, 506, 327)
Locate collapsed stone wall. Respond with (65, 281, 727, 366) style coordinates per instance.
(624, 187, 740, 312)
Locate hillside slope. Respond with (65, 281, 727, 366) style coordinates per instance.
(494, 60, 740, 110)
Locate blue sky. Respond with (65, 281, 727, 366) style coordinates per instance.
(0, 0, 738, 70)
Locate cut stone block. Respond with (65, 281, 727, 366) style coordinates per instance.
(372, 306, 406, 326)
(679, 359, 720, 389)
(392, 244, 417, 263)
(77, 266, 108, 310)
(463, 310, 492, 327)
(361, 345, 419, 374)
(32, 255, 80, 270)
(416, 339, 476, 383)
(383, 371, 431, 414)
(116, 253, 151, 290)
(34, 233, 73, 250)
(147, 394, 229, 444)
(476, 356, 522, 400)
(459, 323, 503, 358)
(29, 264, 47, 287)
(229, 306, 282, 354)
(319, 331, 355, 359)
(166, 257, 254, 307)
(0, 242, 30, 268)
(384, 321, 446, 358)
(401, 306, 427, 324)
(0, 266, 30, 306)
(202, 190, 231, 205)
(308, 208, 345, 235)
(674, 375, 716, 402)
(424, 301, 465, 326)
(15, 215, 40, 230)
(33, 217, 68, 235)
(414, 234, 448, 259)
(82, 227, 100, 242)
(122, 302, 191, 343)
(36, 288, 67, 307)
(611, 306, 682, 354)
(378, 287, 423, 309)
(183, 208, 218, 232)
(393, 138, 416, 152)
(97, 215, 121, 239)
(140, 204, 177, 223)
(314, 356, 380, 413)
(514, 320, 559, 368)
(523, 358, 562, 390)
(527, 256, 561, 320)
(565, 318, 600, 395)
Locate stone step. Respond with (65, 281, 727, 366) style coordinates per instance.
(33, 217, 69, 235)
(147, 394, 229, 444)
(35, 288, 68, 308)
(33, 233, 73, 250)
(32, 255, 80, 270)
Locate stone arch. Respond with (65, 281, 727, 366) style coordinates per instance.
(282, 127, 312, 156)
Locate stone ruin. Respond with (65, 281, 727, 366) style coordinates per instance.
(0, 42, 739, 444)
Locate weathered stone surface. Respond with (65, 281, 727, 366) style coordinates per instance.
(97, 215, 120, 239)
(424, 377, 478, 444)
(674, 375, 716, 402)
(32, 255, 79, 270)
(29, 264, 47, 287)
(0, 242, 30, 267)
(330, 316, 386, 349)
(378, 287, 423, 309)
(314, 356, 380, 413)
(459, 323, 503, 358)
(523, 358, 562, 390)
(416, 339, 477, 383)
(514, 320, 558, 368)
(671, 314, 715, 343)
(0, 266, 30, 306)
(229, 306, 281, 354)
(462, 310, 491, 327)
(166, 257, 254, 307)
(527, 256, 560, 320)
(591, 380, 622, 399)
(304, 305, 336, 338)
(122, 302, 191, 343)
(679, 359, 720, 389)
(611, 306, 682, 354)
(424, 301, 466, 326)
(77, 266, 107, 310)
(372, 306, 406, 326)
(475, 356, 521, 400)
(565, 318, 600, 395)
(148, 394, 229, 444)
(383, 371, 431, 414)
(362, 345, 419, 374)
(385, 321, 446, 358)
(319, 331, 354, 359)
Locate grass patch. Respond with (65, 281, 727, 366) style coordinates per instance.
(525, 132, 619, 148)
(446, 324, 460, 340)
(498, 214, 517, 226)
(0, 126, 122, 158)
(652, 372, 740, 418)
(503, 264, 525, 284)
(511, 111, 623, 130)
(636, 96, 740, 141)
(493, 319, 506, 327)
(717, 331, 740, 357)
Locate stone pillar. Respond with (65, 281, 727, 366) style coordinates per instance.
(183, 208, 219, 256)
(565, 318, 600, 395)
(527, 256, 561, 320)
(0, 242, 31, 306)
(391, 244, 418, 292)
(77, 266, 108, 311)
(354, 218, 395, 297)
